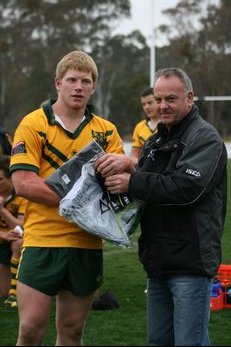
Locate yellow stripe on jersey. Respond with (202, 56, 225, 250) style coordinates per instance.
(10, 100, 124, 249)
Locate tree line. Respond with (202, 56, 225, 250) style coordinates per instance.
(0, 0, 230, 139)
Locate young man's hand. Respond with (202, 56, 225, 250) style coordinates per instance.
(0, 230, 22, 242)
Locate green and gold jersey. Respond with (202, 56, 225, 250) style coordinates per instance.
(132, 119, 157, 149)
(10, 100, 124, 249)
(0, 194, 27, 243)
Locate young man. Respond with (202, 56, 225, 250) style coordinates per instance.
(95, 68, 227, 346)
(10, 50, 133, 346)
(0, 155, 26, 306)
(130, 87, 158, 164)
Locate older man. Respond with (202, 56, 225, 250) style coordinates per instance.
(96, 68, 227, 346)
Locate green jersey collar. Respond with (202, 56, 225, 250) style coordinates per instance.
(42, 99, 94, 139)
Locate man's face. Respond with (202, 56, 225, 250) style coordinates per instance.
(0, 170, 12, 195)
(140, 93, 157, 120)
(154, 75, 194, 130)
(55, 69, 95, 110)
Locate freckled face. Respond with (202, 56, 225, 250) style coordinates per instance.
(55, 69, 95, 110)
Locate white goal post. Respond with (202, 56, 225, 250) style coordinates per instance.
(194, 96, 231, 101)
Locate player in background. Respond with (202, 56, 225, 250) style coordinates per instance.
(0, 155, 26, 307)
(130, 87, 159, 164)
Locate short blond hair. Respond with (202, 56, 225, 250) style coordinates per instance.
(55, 50, 98, 83)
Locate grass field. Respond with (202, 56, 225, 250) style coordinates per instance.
(0, 161, 230, 346)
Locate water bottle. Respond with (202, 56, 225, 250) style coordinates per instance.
(13, 225, 24, 237)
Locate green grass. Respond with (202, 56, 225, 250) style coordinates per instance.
(0, 161, 230, 346)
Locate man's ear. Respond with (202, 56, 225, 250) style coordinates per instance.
(187, 91, 194, 106)
(91, 85, 96, 95)
(55, 78, 61, 92)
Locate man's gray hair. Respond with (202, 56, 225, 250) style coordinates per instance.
(154, 68, 193, 94)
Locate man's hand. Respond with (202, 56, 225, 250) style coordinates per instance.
(0, 230, 22, 242)
(95, 153, 135, 178)
(104, 173, 131, 194)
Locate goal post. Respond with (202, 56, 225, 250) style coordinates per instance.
(194, 96, 231, 102)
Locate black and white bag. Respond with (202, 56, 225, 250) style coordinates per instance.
(46, 140, 141, 247)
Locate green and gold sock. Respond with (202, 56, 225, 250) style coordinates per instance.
(9, 257, 19, 297)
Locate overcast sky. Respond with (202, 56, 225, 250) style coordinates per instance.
(114, 0, 220, 46)
(114, 0, 181, 45)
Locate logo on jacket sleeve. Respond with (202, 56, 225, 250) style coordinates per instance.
(185, 168, 201, 177)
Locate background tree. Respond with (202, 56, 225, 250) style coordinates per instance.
(93, 31, 149, 138)
(0, 0, 230, 139)
(156, 0, 231, 137)
(0, 0, 131, 129)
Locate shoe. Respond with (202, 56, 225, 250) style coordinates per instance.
(4, 295, 17, 308)
(91, 291, 119, 311)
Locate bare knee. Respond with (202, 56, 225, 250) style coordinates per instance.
(56, 318, 85, 345)
(17, 323, 47, 346)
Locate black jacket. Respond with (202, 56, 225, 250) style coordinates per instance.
(129, 105, 227, 277)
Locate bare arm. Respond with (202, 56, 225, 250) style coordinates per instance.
(0, 201, 24, 228)
(12, 170, 60, 206)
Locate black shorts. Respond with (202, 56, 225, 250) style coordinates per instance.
(0, 242, 11, 265)
(17, 247, 103, 297)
